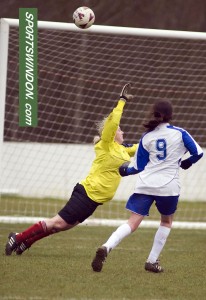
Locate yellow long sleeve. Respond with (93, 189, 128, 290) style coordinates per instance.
(80, 100, 137, 203)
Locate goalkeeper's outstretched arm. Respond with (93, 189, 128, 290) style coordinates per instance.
(101, 84, 133, 143)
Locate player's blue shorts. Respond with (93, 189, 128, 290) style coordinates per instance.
(126, 193, 179, 216)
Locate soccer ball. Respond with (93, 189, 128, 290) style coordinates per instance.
(73, 6, 95, 29)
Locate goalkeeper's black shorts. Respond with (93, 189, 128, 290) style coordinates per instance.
(58, 183, 102, 225)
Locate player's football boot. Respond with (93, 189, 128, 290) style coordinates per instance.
(16, 241, 30, 255)
(5, 232, 19, 255)
(91, 246, 107, 272)
(145, 260, 164, 273)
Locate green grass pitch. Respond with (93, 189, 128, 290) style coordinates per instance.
(0, 223, 206, 299)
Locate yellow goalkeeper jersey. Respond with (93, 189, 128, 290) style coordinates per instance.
(80, 99, 138, 204)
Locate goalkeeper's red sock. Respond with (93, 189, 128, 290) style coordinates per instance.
(24, 231, 54, 247)
(15, 221, 48, 243)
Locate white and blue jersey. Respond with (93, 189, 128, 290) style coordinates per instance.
(133, 123, 203, 196)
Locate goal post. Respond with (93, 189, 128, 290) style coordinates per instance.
(0, 18, 206, 229)
(0, 19, 9, 195)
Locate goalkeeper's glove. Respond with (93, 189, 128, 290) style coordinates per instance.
(119, 162, 139, 177)
(120, 83, 133, 101)
(119, 162, 130, 176)
(180, 159, 192, 170)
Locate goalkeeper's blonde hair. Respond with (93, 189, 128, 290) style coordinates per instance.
(93, 117, 107, 144)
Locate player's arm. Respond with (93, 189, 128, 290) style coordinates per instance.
(180, 131, 204, 170)
(101, 84, 133, 142)
(119, 138, 149, 176)
(119, 162, 139, 177)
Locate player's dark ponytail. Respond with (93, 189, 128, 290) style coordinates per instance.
(143, 100, 173, 132)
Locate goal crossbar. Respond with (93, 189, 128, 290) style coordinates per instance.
(3, 18, 206, 40)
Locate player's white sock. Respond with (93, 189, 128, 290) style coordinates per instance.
(103, 223, 132, 253)
(147, 225, 171, 263)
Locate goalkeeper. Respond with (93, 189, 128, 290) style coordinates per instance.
(5, 84, 138, 256)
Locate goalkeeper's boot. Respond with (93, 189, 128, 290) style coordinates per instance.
(5, 232, 19, 255)
(16, 241, 30, 255)
(145, 260, 164, 273)
(91, 246, 107, 272)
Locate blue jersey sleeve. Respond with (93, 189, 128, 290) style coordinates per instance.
(119, 138, 149, 176)
(135, 138, 150, 171)
(182, 131, 203, 164)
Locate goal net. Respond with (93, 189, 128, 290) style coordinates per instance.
(0, 19, 206, 228)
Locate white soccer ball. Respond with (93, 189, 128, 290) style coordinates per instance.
(73, 6, 95, 29)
